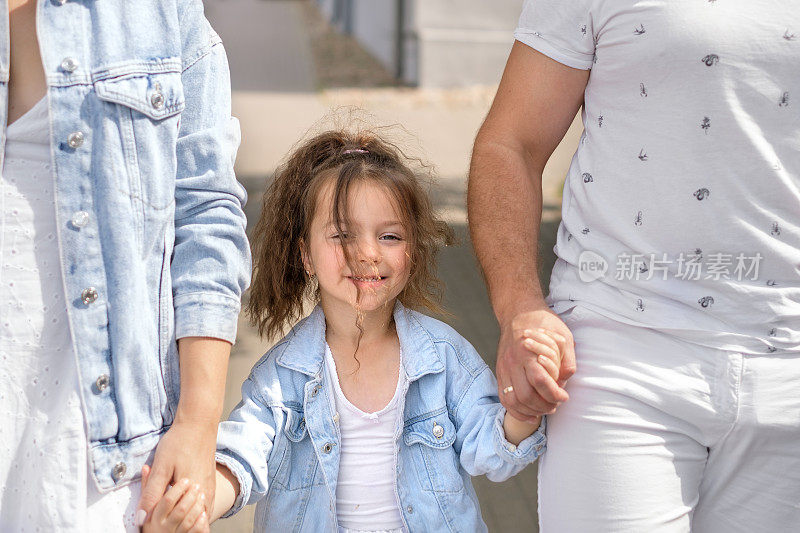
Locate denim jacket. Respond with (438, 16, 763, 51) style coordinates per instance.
(0, 1, 250, 490)
(216, 303, 546, 532)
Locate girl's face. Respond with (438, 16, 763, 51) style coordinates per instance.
(302, 178, 412, 315)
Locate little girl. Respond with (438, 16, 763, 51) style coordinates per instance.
(144, 130, 564, 532)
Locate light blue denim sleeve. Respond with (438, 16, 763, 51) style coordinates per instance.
(216, 374, 278, 518)
(172, 0, 251, 343)
(454, 363, 547, 483)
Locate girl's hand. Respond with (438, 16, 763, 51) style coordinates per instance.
(502, 330, 563, 445)
(141, 466, 210, 533)
(521, 328, 565, 382)
(137, 420, 217, 527)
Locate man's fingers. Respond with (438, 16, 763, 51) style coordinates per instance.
(558, 332, 577, 387)
(138, 465, 174, 525)
(498, 368, 545, 419)
(524, 358, 569, 404)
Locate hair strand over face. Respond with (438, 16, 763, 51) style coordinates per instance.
(247, 129, 454, 340)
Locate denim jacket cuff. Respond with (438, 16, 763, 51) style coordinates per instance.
(492, 408, 547, 465)
(215, 451, 251, 518)
(174, 292, 241, 344)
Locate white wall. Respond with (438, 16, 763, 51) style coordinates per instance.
(316, 0, 525, 87)
(350, 0, 398, 75)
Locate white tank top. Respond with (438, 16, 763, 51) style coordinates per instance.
(324, 343, 406, 533)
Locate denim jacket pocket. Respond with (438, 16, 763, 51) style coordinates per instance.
(273, 407, 323, 491)
(404, 412, 464, 493)
(94, 63, 185, 120)
(94, 61, 184, 245)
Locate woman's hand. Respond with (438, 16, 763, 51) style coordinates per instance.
(140, 466, 210, 533)
(496, 305, 576, 422)
(137, 419, 218, 526)
(137, 337, 231, 526)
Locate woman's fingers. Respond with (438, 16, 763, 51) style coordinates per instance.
(138, 462, 174, 525)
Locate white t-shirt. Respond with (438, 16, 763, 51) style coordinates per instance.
(515, 0, 800, 354)
(324, 344, 405, 533)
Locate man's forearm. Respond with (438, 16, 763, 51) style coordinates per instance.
(468, 137, 548, 325)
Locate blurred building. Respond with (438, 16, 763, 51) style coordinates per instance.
(314, 0, 523, 87)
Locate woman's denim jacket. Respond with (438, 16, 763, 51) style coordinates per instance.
(216, 303, 547, 532)
(0, 1, 250, 490)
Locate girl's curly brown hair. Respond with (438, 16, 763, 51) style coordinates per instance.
(248, 129, 454, 340)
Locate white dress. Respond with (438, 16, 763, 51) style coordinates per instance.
(0, 97, 139, 531)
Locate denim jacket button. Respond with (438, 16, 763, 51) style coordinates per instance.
(333, 413, 339, 424)
(71, 211, 90, 228)
(407, 505, 413, 514)
(432, 422, 444, 439)
(150, 91, 165, 110)
(67, 131, 85, 149)
(60, 57, 78, 73)
(111, 462, 126, 481)
(95, 374, 110, 392)
(507, 443, 517, 453)
(322, 442, 334, 454)
(81, 287, 98, 304)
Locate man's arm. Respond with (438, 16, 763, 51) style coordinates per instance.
(468, 41, 589, 419)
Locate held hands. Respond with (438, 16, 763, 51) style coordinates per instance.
(497, 305, 576, 422)
(140, 467, 210, 533)
(136, 420, 217, 530)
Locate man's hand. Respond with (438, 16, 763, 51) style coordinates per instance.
(496, 305, 576, 422)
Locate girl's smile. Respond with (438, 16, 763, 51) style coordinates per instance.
(303, 178, 412, 318)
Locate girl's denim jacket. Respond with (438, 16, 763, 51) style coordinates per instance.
(0, 1, 250, 490)
(216, 303, 547, 532)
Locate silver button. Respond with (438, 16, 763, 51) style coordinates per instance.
(81, 287, 98, 304)
(322, 442, 333, 454)
(333, 413, 339, 424)
(71, 211, 89, 228)
(60, 57, 78, 73)
(95, 374, 110, 392)
(67, 131, 84, 149)
(507, 443, 517, 453)
(150, 91, 165, 109)
(432, 422, 444, 439)
(311, 384, 321, 397)
(111, 462, 127, 481)
(535, 444, 544, 452)
(407, 505, 413, 514)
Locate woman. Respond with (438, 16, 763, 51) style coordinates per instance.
(0, 0, 249, 530)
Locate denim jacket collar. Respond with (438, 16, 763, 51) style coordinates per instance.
(275, 301, 446, 381)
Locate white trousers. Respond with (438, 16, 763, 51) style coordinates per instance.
(538, 306, 800, 532)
